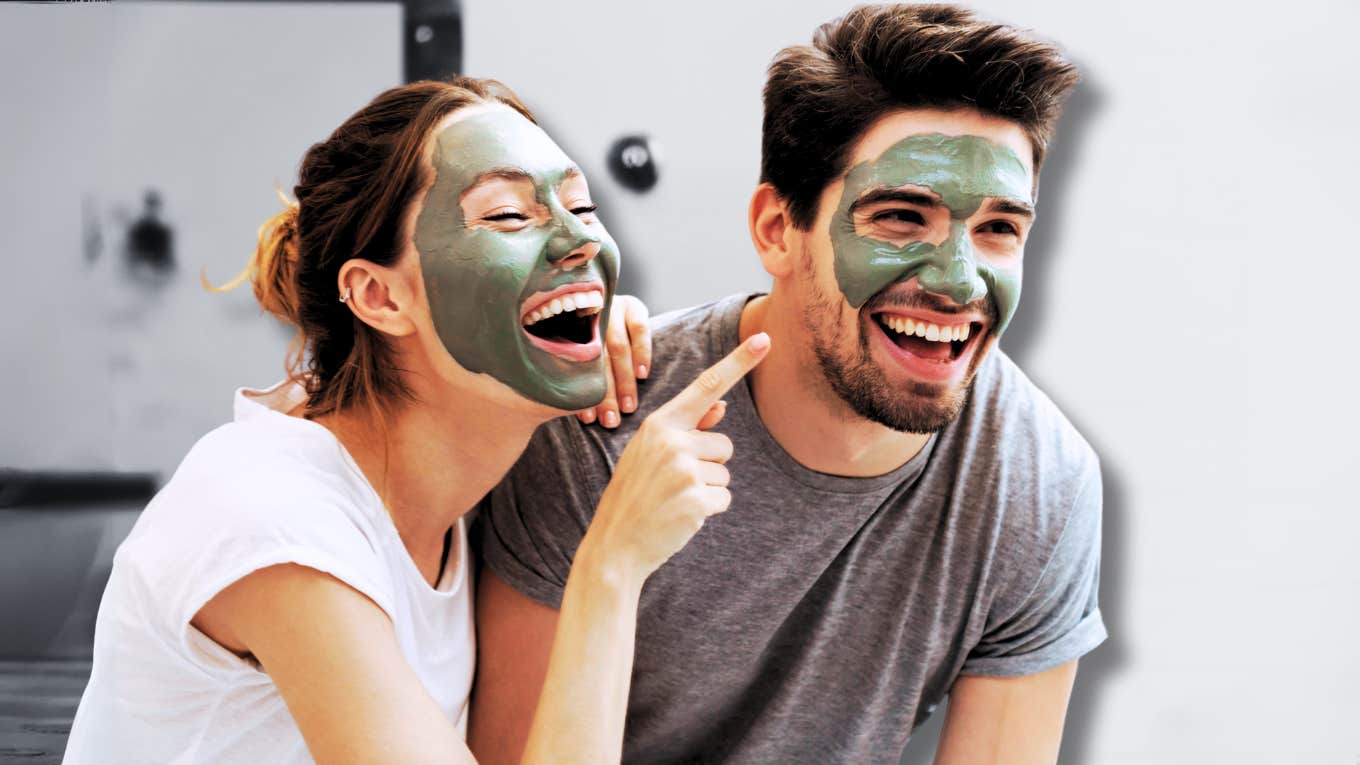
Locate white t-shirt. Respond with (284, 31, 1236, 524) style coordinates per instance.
(64, 382, 476, 765)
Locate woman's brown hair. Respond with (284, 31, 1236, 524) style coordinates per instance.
(219, 77, 536, 420)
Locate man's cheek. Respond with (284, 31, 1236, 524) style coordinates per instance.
(831, 236, 937, 308)
(977, 261, 1022, 338)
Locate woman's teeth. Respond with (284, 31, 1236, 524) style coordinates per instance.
(881, 315, 971, 342)
(523, 290, 606, 325)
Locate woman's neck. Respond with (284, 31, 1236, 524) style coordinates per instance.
(316, 387, 545, 584)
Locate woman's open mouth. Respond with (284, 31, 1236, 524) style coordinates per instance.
(520, 283, 606, 362)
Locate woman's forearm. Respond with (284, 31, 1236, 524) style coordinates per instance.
(519, 538, 644, 765)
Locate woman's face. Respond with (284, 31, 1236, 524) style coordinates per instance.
(412, 106, 620, 411)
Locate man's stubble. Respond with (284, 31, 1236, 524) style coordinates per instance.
(798, 243, 992, 435)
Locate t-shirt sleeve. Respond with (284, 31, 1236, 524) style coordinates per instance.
(122, 472, 397, 679)
(473, 418, 611, 609)
(961, 463, 1107, 677)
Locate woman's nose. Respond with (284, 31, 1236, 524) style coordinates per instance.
(550, 238, 601, 269)
(545, 214, 601, 269)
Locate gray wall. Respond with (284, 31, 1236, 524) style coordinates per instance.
(0, 2, 401, 476)
(3, 1, 1357, 763)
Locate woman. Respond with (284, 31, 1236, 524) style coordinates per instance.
(63, 77, 769, 764)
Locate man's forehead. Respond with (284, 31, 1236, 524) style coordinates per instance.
(844, 132, 1034, 209)
(848, 108, 1034, 171)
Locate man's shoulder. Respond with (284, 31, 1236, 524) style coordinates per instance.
(966, 349, 1098, 478)
(645, 293, 750, 386)
(947, 350, 1101, 556)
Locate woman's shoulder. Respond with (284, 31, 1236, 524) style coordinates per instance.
(118, 385, 391, 604)
(154, 418, 359, 523)
(162, 383, 368, 508)
(112, 413, 398, 651)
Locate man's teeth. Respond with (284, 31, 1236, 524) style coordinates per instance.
(523, 290, 606, 325)
(882, 315, 971, 343)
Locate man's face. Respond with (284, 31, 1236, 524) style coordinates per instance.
(414, 107, 620, 411)
(794, 109, 1036, 433)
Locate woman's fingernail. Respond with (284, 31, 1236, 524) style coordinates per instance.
(621, 395, 635, 413)
(637, 364, 648, 378)
(748, 332, 770, 351)
(603, 410, 619, 428)
(581, 409, 596, 423)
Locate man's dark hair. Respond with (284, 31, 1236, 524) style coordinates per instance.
(761, 3, 1080, 229)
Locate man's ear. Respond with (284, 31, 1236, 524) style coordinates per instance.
(748, 183, 797, 279)
(337, 258, 418, 338)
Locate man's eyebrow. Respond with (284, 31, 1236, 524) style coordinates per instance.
(848, 187, 943, 214)
(983, 198, 1035, 219)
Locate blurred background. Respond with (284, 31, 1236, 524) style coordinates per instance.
(1, 0, 1356, 763)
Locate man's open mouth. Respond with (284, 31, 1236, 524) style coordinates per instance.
(520, 283, 606, 361)
(871, 311, 984, 364)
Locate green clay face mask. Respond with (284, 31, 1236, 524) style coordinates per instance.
(830, 133, 1032, 336)
(414, 108, 620, 411)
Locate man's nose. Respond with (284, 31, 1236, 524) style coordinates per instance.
(545, 212, 601, 269)
(916, 222, 987, 305)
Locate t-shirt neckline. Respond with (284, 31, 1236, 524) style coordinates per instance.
(712, 293, 937, 495)
(234, 381, 467, 598)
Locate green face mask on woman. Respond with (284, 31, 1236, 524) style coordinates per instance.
(414, 109, 621, 411)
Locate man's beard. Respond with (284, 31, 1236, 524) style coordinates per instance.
(800, 250, 993, 434)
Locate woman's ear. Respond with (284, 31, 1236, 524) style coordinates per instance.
(338, 258, 418, 337)
(748, 183, 796, 279)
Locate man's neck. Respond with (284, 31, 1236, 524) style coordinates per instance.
(739, 292, 931, 478)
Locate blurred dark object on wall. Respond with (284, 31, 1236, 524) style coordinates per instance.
(607, 134, 660, 192)
(125, 189, 175, 280)
(0, 471, 155, 660)
(405, 0, 462, 82)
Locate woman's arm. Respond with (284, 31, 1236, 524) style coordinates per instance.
(194, 563, 475, 765)
(194, 334, 768, 765)
(519, 333, 770, 764)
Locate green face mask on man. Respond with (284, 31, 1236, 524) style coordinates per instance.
(830, 133, 1032, 337)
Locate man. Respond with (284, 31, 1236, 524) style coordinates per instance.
(470, 5, 1103, 763)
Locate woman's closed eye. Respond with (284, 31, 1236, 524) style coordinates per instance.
(483, 209, 529, 222)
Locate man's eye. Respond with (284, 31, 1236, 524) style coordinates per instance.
(483, 211, 528, 222)
(571, 204, 599, 216)
(872, 209, 925, 226)
(979, 220, 1020, 236)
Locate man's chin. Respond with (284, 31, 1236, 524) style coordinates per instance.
(827, 326, 993, 434)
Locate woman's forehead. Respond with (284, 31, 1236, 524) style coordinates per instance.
(429, 107, 575, 187)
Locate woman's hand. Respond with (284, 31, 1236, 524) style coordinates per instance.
(578, 295, 652, 428)
(576, 332, 771, 583)
(521, 336, 770, 765)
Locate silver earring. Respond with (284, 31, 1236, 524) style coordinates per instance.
(339, 288, 351, 304)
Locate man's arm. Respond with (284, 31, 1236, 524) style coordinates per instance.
(468, 569, 559, 765)
(933, 660, 1079, 765)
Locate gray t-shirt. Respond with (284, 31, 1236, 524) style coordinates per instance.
(475, 293, 1106, 764)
